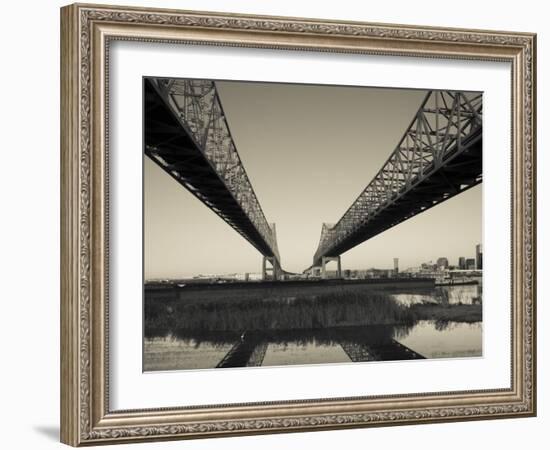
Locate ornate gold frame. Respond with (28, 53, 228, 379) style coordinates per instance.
(60, 3, 536, 446)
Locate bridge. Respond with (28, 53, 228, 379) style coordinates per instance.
(144, 78, 282, 280)
(307, 90, 482, 277)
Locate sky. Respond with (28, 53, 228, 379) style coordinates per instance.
(144, 80, 482, 279)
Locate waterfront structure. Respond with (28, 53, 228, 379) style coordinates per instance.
(476, 243, 483, 270)
(421, 262, 437, 272)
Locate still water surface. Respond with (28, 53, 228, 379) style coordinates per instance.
(392, 284, 482, 306)
(144, 321, 481, 371)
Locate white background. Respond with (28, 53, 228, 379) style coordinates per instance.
(111, 42, 510, 409)
(0, 0, 547, 449)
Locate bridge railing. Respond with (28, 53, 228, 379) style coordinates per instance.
(150, 78, 280, 262)
(313, 90, 482, 263)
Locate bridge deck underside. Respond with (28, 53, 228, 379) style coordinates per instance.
(315, 134, 482, 266)
(144, 79, 275, 257)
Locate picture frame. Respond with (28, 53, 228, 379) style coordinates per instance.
(60, 2, 536, 446)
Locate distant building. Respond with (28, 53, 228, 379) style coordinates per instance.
(458, 257, 466, 270)
(436, 257, 449, 270)
(363, 268, 388, 279)
(393, 258, 399, 274)
(476, 243, 483, 270)
(466, 258, 476, 270)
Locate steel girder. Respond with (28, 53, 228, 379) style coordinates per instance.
(144, 78, 280, 262)
(312, 90, 483, 267)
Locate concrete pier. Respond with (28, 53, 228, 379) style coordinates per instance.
(262, 256, 280, 281)
(321, 256, 341, 279)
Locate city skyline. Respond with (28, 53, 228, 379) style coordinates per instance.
(146, 245, 483, 280)
(144, 81, 482, 279)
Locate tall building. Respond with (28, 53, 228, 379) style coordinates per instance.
(476, 243, 483, 270)
(436, 257, 449, 270)
(458, 256, 466, 270)
(393, 258, 399, 274)
(466, 258, 476, 270)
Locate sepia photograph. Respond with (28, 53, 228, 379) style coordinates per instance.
(143, 77, 483, 372)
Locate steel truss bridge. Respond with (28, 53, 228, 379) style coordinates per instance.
(145, 80, 482, 280)
(144, 78, 282, 279)
(307, 90, 482, 275)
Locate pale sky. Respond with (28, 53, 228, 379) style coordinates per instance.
(144, 80, 482, 279)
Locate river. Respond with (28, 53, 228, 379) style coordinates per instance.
(144, 283, 482, 371)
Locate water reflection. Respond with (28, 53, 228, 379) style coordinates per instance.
(396, 321, 482, 358)
(144, 324, 421, 371)
(144, 284, 482, 371)
(144, 322, 482, 371)
(143, 320, 484, 371)
(393, 284, 482, 306)
(263, 341, 350, 367)
(144, 338, 233, 371)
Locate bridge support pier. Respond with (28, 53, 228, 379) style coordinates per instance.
(303, 266, 321, 278)
(262, 256, 280, 281)
(321, 256, 341, 279)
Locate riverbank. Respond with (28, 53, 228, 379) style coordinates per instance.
(410, 303, 482, 322)
(145, 278, 436, 305)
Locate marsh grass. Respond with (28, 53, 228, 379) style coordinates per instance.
(145, 290, 417, 332)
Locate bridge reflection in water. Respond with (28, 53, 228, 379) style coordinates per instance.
(144, 324, 430, 371)
(144, 319, 483, 371)
(143, 283, 482, 371)
(212, 326, 424, 368)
